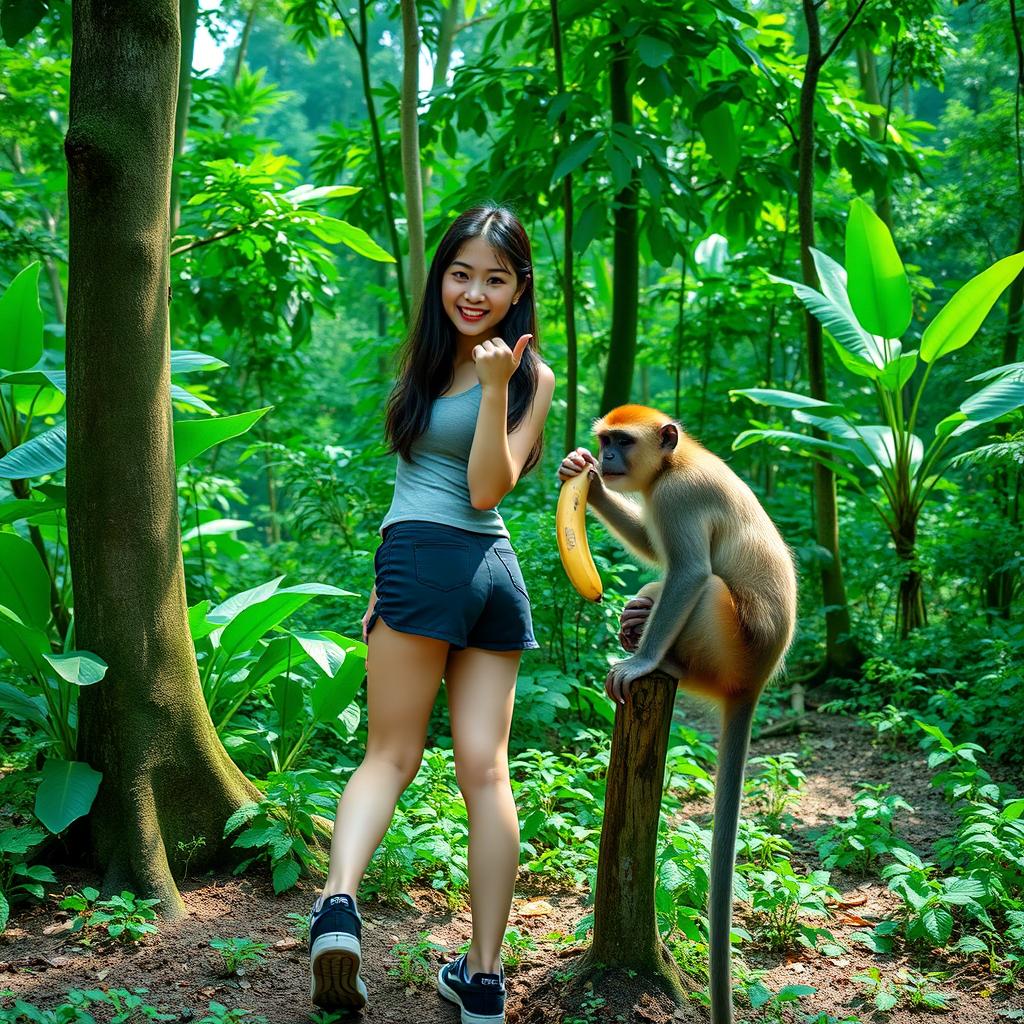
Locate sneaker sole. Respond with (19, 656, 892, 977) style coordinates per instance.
(436, 964, 505, 1024)
(310, 932, 368, 1010)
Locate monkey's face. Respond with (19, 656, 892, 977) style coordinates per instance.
(597, 430, 641, 491)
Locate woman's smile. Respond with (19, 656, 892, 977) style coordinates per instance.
(457, 305, 488, 323)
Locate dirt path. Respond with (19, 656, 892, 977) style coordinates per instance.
(2, 708, 1022, 1023)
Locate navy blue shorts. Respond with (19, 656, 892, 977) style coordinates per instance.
(367, 521, 539, 651)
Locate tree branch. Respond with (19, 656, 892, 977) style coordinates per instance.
(170, 224, 245, 257)
(821, 0, 871, 68)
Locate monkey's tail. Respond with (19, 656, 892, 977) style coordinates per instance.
(709, 696, 757, 1024)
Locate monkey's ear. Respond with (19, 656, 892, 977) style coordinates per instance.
(659, 423, 679, 450)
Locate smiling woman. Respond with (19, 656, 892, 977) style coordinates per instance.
(307, 204, 555, 1023)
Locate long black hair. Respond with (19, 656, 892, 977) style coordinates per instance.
(384, 204, 545, 476)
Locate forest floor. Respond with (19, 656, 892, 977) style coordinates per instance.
(2, 703, 1023, 1024)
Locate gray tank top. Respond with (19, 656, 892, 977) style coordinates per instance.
(379, 383, 510, 538)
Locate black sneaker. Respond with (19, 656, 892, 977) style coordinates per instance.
(436, 951, 506, 1023)
(308, 892, 368, 1011)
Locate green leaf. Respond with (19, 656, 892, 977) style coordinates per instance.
(173, 408, 271, 469)
(306, 218, 395, 262)
(636, 35, 673, 67)
(0, 424, 66, 480)
(0, 603, 53, 681)
(169, 349, 228, 375)
(951, 377, 1024, 436)
(0, 532, 51, 629)
(272, 857, 301, 894)
(0, 681, 48, 727)
(188, 599, 215, 642)
(34, 758, 103, 834)
(921, 250, 1024, 363)
(845, 198, 912, 339)
(309, 640, 365, 725)
(768, 270, 884, 379)
(272, 674, 304, 735)
(729, 388, 841, 412)
(0, 263, 43, 372)
(0, 890, 8, 933)
(552, 133, 602, 185)
(698, 103, 739, 178)
(42, 651, 108, 687)
(1, 0, 47, 45)
(284, 184, 360, 204)
(291, 631, 347, 679)
(0, 493, 64, 525)
(877, 350, 918, 391)
(215, 583, 355, 664)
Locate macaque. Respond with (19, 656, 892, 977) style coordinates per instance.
(558, 404, 797, 1024)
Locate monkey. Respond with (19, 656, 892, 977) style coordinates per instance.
(558, 404, 797, 1024)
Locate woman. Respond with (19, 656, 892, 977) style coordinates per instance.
(308, 204, 555, 1024)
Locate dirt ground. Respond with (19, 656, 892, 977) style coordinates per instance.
(2, 707, 1022, 1024)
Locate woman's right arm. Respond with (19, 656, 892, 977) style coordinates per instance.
(362, 584, 377, 642)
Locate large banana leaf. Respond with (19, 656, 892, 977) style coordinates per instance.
(0, 263, 43, 372)
(732, 429, 865, 487)
(212, 583, 357, 665)
(950, 376, 1024, 437)
(0, 405, 269, 480)
(0, 604, 54, 682)
(0, 532, 51, 629)
(768, 269, 885, 379)
(921, 251, 1024, 363)
(845, 198, 912, 339)
(34, 757, 102, 834)
(0, 425, 66, 480)
(729, 387, 845, 412)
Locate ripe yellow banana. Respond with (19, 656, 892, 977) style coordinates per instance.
(556, 471, 603, 602)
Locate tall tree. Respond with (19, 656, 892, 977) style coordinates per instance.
(797, 0, 866, 679)
(170, 0, 200, 233)
(400, 0, 426, 309)
(600, 22, 639, 414)
(550, 0, 579, 452)
(66, 0, 262, 913)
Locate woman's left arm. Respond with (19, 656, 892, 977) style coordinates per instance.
(467, 337, 556, 510)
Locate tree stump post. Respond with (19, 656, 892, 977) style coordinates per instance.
(579, 671, 686, 1001)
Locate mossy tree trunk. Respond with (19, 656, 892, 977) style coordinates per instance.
(65, 0, 262, 919)
(578, 673, 685, 1003)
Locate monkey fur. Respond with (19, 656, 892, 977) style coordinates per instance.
(570, 404, 797, 1024)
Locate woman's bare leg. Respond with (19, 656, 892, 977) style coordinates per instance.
(445, 646, 521, 976)
(321, 618, 449, 899)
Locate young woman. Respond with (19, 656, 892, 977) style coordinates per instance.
(308, 204, 555, 1024)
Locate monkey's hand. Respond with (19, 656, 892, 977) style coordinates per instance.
(558, 447, 602, 490)
(618, 595, 653, 651)
(605, 654, 661, 705)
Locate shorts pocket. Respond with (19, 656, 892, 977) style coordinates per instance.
(495, 546, 530, 600)
(413, 541, 473, 592)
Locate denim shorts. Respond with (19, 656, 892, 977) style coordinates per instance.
(367, 521, 539, 651)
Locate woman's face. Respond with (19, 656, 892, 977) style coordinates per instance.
(441, 234, 523, 343)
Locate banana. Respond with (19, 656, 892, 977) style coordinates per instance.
(556, 471, 603, 602)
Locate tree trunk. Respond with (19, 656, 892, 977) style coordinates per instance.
(354, 0, 409, 322)
(894, 527, 926, 637)
(400, 0, 426, 311)
(580, 672, 685, 1002)
(600, 26, 639, 414)
(855, 43, 893, 228)
(65, 0, 262, 918)
(550, 0, 579, 453)
(170, 0, 199, 233)
(232, 0, 261, 85)
(986, 0, 1024, 619)
(798, 0, 862, 679)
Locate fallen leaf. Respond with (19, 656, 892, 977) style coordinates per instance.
(273, 938, 299, 950)
(518, 900, 554, 918)
(95, 969, 108, 981)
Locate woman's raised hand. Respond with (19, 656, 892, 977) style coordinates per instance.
(472, 334, 532, 389)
